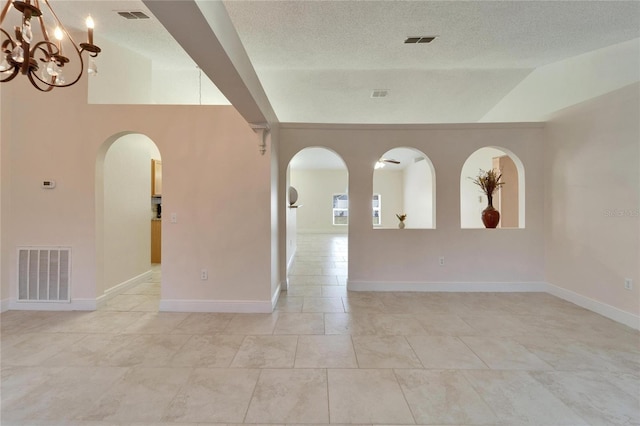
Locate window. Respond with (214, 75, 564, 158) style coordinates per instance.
(372, 194, 381, 226)
(333, 194, 349, 225)
(332, 194, 381, 226)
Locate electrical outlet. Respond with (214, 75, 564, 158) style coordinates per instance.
(201, 269, 208, 280)
(439, 256, 445, 266)
(624, 278, 633, 290)
(170, 213, 177, 223)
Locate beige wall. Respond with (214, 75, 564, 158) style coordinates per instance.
(279, 124, 545, 287)
(545, 83, 640, 318)
(1, 76, 274, 310)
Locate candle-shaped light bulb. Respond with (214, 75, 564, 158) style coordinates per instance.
(86, 16, 94, 45)
(54, 26, 63, 51)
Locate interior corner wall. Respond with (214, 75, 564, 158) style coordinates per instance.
(544, 83, 640, 319)
(280, 124, 545, 287)
(290, 169, 349, 234)
(101, 135, 158, 295)
(2, 76, 273, 310)
(88, 37, 152, 104)
(151, 68, 230, 105)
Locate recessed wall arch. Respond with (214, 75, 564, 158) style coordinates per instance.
(95, 131, 162, 300)
(373, 147, 436, 229)
(460, 146, 525, 229)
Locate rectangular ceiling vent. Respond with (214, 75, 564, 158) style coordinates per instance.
(18, 247, 71, 302)
(117, 11, 150, 20)
(404, 36, 437, 44)
(371, 89, 389, 98)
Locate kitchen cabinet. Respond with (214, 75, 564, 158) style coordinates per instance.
(151, 159, 162, 196)
(151, 219, 161, 263)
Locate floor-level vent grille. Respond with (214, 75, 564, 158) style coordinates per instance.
(18, 247, 71, 302)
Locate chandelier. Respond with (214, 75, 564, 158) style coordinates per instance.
(0, 0, 101, 91)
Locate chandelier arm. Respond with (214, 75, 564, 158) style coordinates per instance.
(0, 0, 13, 25)
(28, 39, 84, 88)
(26, 67, 53, 91)
(1, 0, 100, 90)
(1, 27, 15, 49)
(33, 0, 52, 56)
(0, 64, 18, 82)
(42, 0, 82, 56)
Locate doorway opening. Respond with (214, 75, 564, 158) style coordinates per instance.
(95, 132, 162, 311)
(285, 147, 349, 298)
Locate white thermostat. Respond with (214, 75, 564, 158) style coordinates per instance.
(41, 180, 56, 189)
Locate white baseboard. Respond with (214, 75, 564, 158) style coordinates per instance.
(159, 299, 273, 313)
(298, 228, 349, 234)
(96, 270, 153, 308)
(8, 298, 97, 311)
(272, 282, 282, 310)
(348, 280, 547, 292)
(546, 282, 640, 330)
(1, 298, 10, 312)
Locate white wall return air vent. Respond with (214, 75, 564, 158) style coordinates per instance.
(17, 247, 71, 302)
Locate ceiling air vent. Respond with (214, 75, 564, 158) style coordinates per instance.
(117, 11, 150, 20)
(404, 36, 437, 44)
(371, 89, 389, 98)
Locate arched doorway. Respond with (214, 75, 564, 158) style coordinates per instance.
(95, 132, 162, 310)
(284, 147, 349, 296)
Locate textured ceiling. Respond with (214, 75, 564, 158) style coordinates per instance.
(223, 0, 640, 123)
(40, 1, 640, 124)
(51, 1, 196, 70)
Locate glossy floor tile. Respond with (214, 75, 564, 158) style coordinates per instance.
(1, 234, 638, 425)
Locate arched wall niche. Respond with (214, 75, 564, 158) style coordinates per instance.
(373, 147, 436, 229)
(460, 146, 525, 229)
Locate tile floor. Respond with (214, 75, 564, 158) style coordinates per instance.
(1, 234, 639, 425)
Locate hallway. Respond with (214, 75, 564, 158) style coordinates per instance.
(98, 264, 161, 312)
(1, 234, 638, 424)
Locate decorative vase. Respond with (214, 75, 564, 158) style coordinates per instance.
(482, 195, 500, 228)
(398, 221, 405, 229)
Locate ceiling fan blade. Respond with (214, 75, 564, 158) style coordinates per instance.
(382, 158, 400, 164)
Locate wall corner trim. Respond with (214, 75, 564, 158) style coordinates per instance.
(1, 298, 10, 313)
(159, 299, 273, 313)
(546, 282, 640, 331)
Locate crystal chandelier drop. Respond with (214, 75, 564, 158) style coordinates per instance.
(0, 0, 101, 91)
